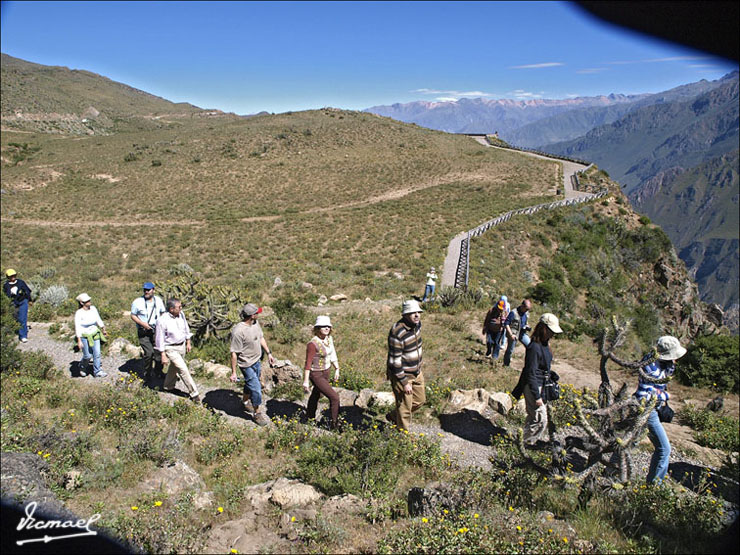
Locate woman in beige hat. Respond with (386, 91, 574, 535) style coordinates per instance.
(634, 335, 687, 485)
(302, 315, 341, 429)
(511, 313, 562, 446)
(74, 293, 108, 378)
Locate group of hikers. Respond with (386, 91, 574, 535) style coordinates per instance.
(4, 267, 686, 485)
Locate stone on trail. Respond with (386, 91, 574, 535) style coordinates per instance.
(140, 460, 214, 509)
(335, 387, 359, 407)
(488, 391, 513, 415)
(368, 391, 395, 408)
(301, 282, 313, 289)
(444, 388, 490, 415)
(273, 276, 283, 288)
(108, 337, 143, 358)
(408, 482, 467, 517)
(354, 388, 375, 409)
(317, 295, 328, 306)
(204, 361, 231, 379)
(261, 360, 302, 392)
(329, 293, 348, 302)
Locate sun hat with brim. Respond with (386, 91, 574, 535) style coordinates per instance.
(655, 336, 687, 360)
(315, 315, 332, 328)
(76, 293, 92, 303)
(5, 269, 16, 277)
(241, 303, 262, 317)
(402, 299, 424, 314)
(142, 281, 155, 290)
(540, 313, 562, 333)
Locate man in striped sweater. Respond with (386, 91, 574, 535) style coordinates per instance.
(387, 300, 426, 431)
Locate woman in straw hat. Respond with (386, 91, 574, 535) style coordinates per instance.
(512, 313, 562, 446)
(74, 293, 108, 378)
(302, 315, 341, 429)
(634, 335, 687, 485)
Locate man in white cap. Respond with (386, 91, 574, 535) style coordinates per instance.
(130, 281, 165, 381)
(3, 269, 32, 342)
(634, 335, 687, 485)
(387, 299, 426, 431)
(422, 267, 438, 302)
(229, 303, 276, 426)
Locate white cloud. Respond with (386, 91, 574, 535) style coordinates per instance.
(509, 90, 544, 99)
(412, 88, 493, 98)
(688, 64, 720, 69)
(576, 67, 607, 74)
(608, 56, 709, 65)
(509, 62, 564, 69)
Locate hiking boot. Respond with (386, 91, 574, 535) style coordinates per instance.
(254, 411, 270, 427)
(93, 371, 108, 378)
(243, 400, 254, 415)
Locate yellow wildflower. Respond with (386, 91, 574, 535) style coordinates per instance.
(154, 501, 162, 507)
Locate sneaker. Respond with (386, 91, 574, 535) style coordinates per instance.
(254, 412, 270, 427)
(20, 338, 28, 343)
(93, 371, 108, 378)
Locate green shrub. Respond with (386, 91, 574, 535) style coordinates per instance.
(123, 152, 138, 162)
(638, 215, 651, 225)
(1, 295, 22, 373)
(151, 159, 162, 167)
(270, 380, 305, 401)
(679, 405, 739, 452)
(676, 334, 739, 393)
(38, 284, 68, 307)
(336, 363, 374, 391)
(30, 302, 56, 321)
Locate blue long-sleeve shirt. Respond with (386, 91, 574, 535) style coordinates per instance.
(3, 279, 31, 306)
(634, 355, 675, 404)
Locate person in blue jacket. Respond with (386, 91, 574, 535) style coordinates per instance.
(634, 335, 686, 485)
(3, 269, 32, 343)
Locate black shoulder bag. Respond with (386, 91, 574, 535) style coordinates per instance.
(657, 402, 675, 423)
(543, 369, 560, 402)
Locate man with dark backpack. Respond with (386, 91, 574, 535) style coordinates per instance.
(483, 298, 505, 358)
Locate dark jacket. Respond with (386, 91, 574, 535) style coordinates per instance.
(512, 341, 552, 401)
(3, 279, 32, 306)
(483, 306, 504, 334)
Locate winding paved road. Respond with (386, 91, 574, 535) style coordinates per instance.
(441, 139, 591, 287)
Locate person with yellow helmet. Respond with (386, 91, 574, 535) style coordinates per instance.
(3, 269, 32, 343)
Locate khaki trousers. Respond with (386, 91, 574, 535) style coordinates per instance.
(390, 371, 426, 431)
(163, 343, 199, 398)
(523, 383, 548, 445)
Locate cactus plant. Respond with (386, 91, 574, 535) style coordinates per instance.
(38, 284, 69, 307)
(160, 272, 244, 344)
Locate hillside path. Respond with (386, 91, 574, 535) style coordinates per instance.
(441, 139, 591, 287)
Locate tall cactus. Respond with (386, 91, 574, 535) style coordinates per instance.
(160, 272, 245, 345)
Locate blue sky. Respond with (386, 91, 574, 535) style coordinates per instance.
(1, 1, 737, 114)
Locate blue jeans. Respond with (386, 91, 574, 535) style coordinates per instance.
(503, 336, 518, 366)
(485, 331, 496, 356)
(422, 284, 435, 301)
(492, 330, 506, 359)
(81, 336, 102, 376)
(15, 299, 29, 340)
(646, 409, 671, 484)
(240, 361, 263, 407)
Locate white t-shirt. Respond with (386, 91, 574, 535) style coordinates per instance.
(426, 272, 438, 286)
(75, 306, 104, 338)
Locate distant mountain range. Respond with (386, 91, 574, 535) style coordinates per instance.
(366, 72, 739, 321)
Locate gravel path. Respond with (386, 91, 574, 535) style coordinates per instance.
(16, 323, 500, 470)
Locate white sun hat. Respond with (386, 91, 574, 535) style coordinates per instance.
(314, 315, 332, 328)
(75, 293, 92, 303)
(655, 336, 687, 360)
(402, 299, 424, 314)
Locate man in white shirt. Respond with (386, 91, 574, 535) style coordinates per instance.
(155, 298, 201, 404)
(130, 281, 166, 381)
(422, 267, 437, 302)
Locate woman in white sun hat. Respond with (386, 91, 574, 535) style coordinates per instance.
(74, 293, 108, 378)
(634, 335, 687, 485)
(303, 315, 341, 429)
(511, 312, 562, 446)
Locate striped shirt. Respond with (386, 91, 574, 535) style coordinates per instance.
(387, 319, 422, 386)
(634, 355, 675, 404)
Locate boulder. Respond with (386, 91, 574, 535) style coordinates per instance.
(488, 391, 513, 415)
(270, 478, 322, 508)
(368, 391, 396, 408)
(354, 388, 375, 409)
(317, 295, 328, 306)
(444, 388, 490, 414)
(335, 387, 359, 407)
(301, 282, 313, 289)
(140, 460, 212, 508)
(204, 361, 231, 380)
(64, 470, 82, 491)
(330, 294, 348, 302)
(322, 493, 364, 516)
(188, 358, 205, 373)
(393, 272, 404, 280)
(261, 360, 302, 392)
(273, 277, 283, 288)
(707, 303, 724, 327)
(512, 398, 526, 415)
(408, 482, 467, 516)
(108, 337, 142, 358)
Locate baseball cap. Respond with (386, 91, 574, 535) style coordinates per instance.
(539, 313, 562, 333)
